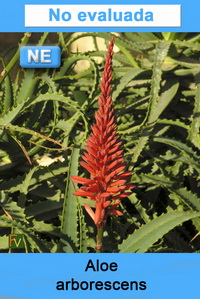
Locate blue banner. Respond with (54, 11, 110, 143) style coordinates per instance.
(0, 253, 199, 299)
(0, 0, 198, 32)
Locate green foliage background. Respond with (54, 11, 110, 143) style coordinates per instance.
(1, 32, 200, 253)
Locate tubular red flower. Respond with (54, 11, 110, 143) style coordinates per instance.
(72, 37, 135, 227)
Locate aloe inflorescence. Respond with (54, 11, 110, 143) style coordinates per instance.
(72, 37, 134, 251)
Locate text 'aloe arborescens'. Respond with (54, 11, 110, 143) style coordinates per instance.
(72, 37, 134, 248)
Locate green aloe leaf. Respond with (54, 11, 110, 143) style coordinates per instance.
(119, 211, 200, 253)
(61, 148, 80, 253)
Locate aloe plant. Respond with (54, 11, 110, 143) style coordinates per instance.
(0, 32, 200, 253)
(72, 38, 134, 252)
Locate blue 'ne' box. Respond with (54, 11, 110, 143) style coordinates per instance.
(20, 46, 61, 68)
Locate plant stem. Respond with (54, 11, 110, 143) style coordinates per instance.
(96, 225, 104, 253)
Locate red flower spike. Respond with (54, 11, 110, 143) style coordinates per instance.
(72, 37, 135, 227)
